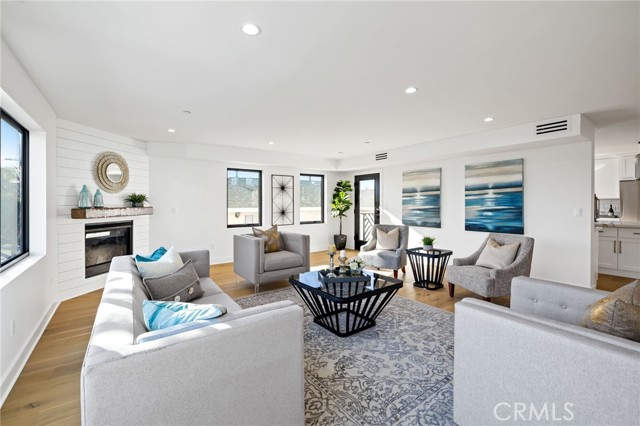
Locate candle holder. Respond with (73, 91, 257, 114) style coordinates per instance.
(327, 253, 337, 278)
(338, 255, 348, 274)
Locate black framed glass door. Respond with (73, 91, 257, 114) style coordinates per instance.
(354, 173, 380, 250)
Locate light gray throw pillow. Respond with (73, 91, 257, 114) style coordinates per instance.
(475, 238, 520, 269)
(375, 227, 400, 250)
(142, 260, 203, 302)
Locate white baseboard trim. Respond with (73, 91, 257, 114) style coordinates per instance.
(0, 300, 59, 408)
(598, 268, 640, 279)
(211, 256, 232, 265)
(57, 279, 106, 302)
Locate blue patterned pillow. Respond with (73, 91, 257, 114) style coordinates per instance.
(135, 246, 167, 263)
(143, 300, 227, 331)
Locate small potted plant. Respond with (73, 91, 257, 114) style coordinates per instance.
(125, 193, 148, 207)
(422, 236, 436, 251)
(348, 256, 366, 274)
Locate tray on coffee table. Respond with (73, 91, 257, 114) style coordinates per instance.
(318, 269, 371, 284)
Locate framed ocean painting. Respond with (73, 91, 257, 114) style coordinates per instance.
(465, 159, 524, 234)
(402, 168, 441, 228)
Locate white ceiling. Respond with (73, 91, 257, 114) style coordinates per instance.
(2, 1, 639, 159)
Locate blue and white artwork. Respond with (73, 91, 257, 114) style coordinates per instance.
(402, 168, 441, 228)
(465, 159, 524, 234)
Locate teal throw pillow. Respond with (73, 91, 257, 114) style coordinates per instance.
(143, 300, 227, 331)
(135, 246, 167, 262)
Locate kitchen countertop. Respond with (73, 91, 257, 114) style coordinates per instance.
(594, 220, 640, 229)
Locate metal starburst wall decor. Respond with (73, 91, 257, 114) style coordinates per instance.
(272, 174, 294, 225)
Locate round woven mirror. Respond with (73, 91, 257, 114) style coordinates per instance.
(95, 151, 129, 193)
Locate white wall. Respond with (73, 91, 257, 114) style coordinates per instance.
(148, 146, 343, 264)
(56, 120, 150, 300)
(0, 39, 58, 405)
(342, 140, 595, 287)
(148, 116, 596, 289)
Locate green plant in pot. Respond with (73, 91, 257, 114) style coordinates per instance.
(422, 236, 436, 251)
(331, 180, 353, 250)
(125, 193, 148, 207)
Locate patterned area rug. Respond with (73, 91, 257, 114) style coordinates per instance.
(237, 287, 455, 425)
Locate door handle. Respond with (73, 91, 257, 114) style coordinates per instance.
(598, 230, 603, 233)
(614, 241, 617, 254)
(634, 232, 640, 235)
(619, 241, 622, 254)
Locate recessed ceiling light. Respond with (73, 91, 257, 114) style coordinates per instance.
(182, 110, 191, 115)
(167, 128, 176, 133)
(484, 117, 495, 122)
(364, 141, 371, 144)
(405, 87, 418, 94)
(268, 141, 274, 145)
(338, 151, 344, 154)
(241, 23, 261, 36)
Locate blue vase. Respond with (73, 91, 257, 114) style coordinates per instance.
(94, 189, 104, 208)
(78, 185, 92, 208)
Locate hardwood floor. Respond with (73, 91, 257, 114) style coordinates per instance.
(1, 251, 634, 425)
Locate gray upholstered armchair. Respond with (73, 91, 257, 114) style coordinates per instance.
(358, 224, 409, 279)
(454, 277, 639, 425)
(447, 233, 534, 301)
(234, 232, 310, 293)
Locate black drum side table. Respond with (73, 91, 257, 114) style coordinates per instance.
(405, 247, 453, 290)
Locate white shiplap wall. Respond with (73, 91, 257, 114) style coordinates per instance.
(57, 119, 150, 301)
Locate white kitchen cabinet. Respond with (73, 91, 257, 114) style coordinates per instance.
(597, 227, 618, 269)
(619, 155, 638, 181)
(594, 158, 620, 199)
(597, 227, 640, 276)
(618, 228, 640, 273)
(597, 236, 618, 269)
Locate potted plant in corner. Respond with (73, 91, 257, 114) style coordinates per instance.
(331, 180, 353, 250)
(422, 236, 436, 251)
(125, 193, 148, 208)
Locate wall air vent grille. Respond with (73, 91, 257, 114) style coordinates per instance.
(535, 120, 568, 135)
(375, 152, 388, 161)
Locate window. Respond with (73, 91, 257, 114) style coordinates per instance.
(300, 174, 324, 224)
(1, 109, 29, 270)
(227, 168, 262, 227)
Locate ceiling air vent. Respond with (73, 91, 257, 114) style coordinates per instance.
(535, 119, 568, 135)
(375, 152, 388, 161)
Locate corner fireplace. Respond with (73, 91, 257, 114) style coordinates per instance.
(85, 221, 133, 278)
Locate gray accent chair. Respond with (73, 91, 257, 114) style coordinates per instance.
(454, 277, 640, 426)
(358, 224, 409, 279)
(234, 232, 310, 292)
(447, 233, 534, 301)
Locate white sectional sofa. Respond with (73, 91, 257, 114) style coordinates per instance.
(81, 250, 305, 426)
(454, 276, 640, 426)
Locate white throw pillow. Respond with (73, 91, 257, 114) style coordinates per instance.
(475, 238, 520, 269)
(376, 227, 400, 250)
(136, 246, 184, 278)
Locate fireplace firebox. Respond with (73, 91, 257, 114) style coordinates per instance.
(85, 221, 133, 278)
